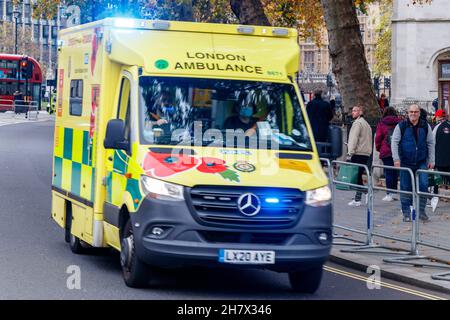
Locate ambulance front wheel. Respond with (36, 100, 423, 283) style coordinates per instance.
(288, 265, 323, 294)
(69, 234, 85, 254)
(120, 219, 151, 288)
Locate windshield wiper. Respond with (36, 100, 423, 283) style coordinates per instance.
(277, 144, 312, 151)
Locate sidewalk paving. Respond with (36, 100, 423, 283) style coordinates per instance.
(0, 111, 54, 126)
(331, 187, 450, 294)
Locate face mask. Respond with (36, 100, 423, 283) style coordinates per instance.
(162, 105, 175, 115)
(240, 106, 253, 118)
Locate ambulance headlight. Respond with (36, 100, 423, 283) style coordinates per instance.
(305, 186, 332, 207)
(140, 176, 184, 201)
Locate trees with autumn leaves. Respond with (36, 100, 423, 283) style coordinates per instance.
(230, 0, 431, 123)
(26, 0, 432, 123)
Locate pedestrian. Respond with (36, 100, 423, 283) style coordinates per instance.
(306, 90, 333, 143)
(347, 105, 373, 207)
(432, 109, 445, 126)
(431, 109, 450, 211)
(375, 107, 401, 202)
(330, 98, 336, 116)
(13, 90, 24, 115)
(378, 93, 389, 112)
(420, 108, 428, 122)
(391, 104, 435, 222)
(432, 98, 439, 112)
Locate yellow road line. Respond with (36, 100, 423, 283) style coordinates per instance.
(324, 265, 447, 300)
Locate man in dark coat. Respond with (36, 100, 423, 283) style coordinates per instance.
(306, 90, 333, 142)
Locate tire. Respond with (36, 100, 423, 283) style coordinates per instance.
(120, 219, 150, 288)
(65, 201, 85, 254)
(69, 233, 85, 254)
(288, 266, 323, 293)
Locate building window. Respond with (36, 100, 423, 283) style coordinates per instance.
(304, 51, 315, 63)
(440, 61, 450, 79)
(7, 2, 13, 15)
(43, 25, 49, 38)
(70, 80, 83, 116)
(33, 26, 39, 39)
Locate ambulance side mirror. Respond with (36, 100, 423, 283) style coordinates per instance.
(329, 125, 343, 159)
(104, 119, 129, 151)
(316, 125, 343, 160)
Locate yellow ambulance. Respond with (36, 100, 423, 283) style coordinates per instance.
(51, 18, 341, 292)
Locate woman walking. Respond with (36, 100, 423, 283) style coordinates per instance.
(375, 107, 401, 201)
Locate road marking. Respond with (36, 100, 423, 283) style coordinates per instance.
(324, 265, 447, 300)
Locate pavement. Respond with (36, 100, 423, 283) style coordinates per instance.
(0, 110, 54, 126)
(330, 186, 450, 294)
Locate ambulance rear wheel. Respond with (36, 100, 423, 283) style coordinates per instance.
(120, 219, 150, 288)
(288, 265, 323, 293)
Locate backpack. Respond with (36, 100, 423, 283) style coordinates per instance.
(386, 127, 396, 146)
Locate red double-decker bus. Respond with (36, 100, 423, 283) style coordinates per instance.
(0, 54, 43, 112)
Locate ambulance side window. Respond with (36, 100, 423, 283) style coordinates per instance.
(117, 77, 131, 143)
(69, 79, 83, 116)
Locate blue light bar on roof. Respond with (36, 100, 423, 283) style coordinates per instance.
(114, 18, 136, 28)
(152, 21, 170, 30)
(272, 28, 289, 36)
(237, 26, 255, 34)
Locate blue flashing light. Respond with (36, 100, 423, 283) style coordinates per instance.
(114, 18, 136, 29)
(265, 198, 280, 204)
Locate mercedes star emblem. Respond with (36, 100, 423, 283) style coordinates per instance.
(237, 193, 261, 216)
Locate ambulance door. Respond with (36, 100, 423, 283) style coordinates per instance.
(105, 73, 132, 215)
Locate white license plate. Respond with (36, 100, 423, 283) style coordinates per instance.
(218, 249, 275, 264)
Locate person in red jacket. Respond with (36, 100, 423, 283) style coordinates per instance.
(375, 107, 401, 202)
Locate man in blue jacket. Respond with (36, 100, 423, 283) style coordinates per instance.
(391, 104, 435, 222)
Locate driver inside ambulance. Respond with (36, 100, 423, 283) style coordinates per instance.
(224, 102, 258, 136)
(148, 91, 175, 126)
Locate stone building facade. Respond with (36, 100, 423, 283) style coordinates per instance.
(392, 0, 450, 110)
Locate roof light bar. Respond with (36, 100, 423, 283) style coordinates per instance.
(272, 28, 289, 36)
(152, 21, 170, 30)
(237, 26, 255, 34)
(114, 18, 136, 29)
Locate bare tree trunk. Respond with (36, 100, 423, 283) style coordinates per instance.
(320, 0, 380, 124)
(230, 0, 270, 26)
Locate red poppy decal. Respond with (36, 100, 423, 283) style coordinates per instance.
(142, 153, 240, 182)
(197, 157, 227, 174)
(143, 152, 198, 178)
(196, 157, 240, 182)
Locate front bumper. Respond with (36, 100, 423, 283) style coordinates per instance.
(130, 196, 332, 273)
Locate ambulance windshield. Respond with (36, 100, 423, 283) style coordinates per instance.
(138, 76, 312, 151)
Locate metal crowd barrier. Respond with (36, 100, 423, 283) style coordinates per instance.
(13, 100, 39, 120)
(383, 169, 450, 272)
(415, 169, 450, 251)
(319, 158, 366, 247)
(330, 160, 375, 248)
(369, 164, 418, 255)
(319, 158, 450, 279)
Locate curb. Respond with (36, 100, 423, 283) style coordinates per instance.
(329, 253, 450, 295)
